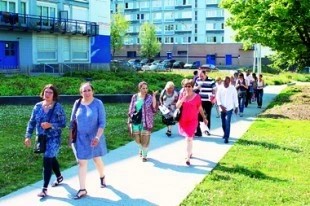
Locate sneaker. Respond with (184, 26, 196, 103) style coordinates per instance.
(224, 139, 229, 144)
(204, 130, 210, 136)
(239, 113, 243, 117)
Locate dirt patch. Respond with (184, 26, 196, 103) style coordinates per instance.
(261, 85, 310, 120)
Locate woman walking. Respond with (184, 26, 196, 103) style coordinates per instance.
(256, 74, 265, 108)
(159, 81, 178, 137)
(128, 81, 157, 162)
(236, 73, 248, 117)
(176, 79, 208, 166)
(70, 82, 108, 199)
(24, 84, 66, 197)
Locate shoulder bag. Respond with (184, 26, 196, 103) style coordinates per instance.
(34, 102, 57, 153)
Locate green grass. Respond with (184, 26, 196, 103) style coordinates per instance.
(0, 103, 163, 197)
(180, 87, 310, 205)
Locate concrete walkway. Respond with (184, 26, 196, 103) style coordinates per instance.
(0, 85, 285, 206)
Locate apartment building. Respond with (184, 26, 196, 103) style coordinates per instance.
(111, 0, 253, 67)
(0, 0, 110, 72)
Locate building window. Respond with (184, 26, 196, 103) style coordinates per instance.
(178, 50, 187, 55)
(0, 0, 17, 12)
(165, 37, 174, 44)
(195, 11, 197, 20)
(125, 3, 128, 8)
(206, 36, 217, 43)
(37, 35, 57, 60)
(4, 42, 15, 56)
(157, 37, 162, 43)
(137, 14, 140, 20)
(183, 0, 187, 5)
(141, 13, 144, 20)
(194, 36, 197, 42)
(165, 24, 174, 31)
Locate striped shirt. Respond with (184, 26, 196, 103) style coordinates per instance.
(195, 77, 216, 102)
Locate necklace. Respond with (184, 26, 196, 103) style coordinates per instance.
(43, 101, 53, 109)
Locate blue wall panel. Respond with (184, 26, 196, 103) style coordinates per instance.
(91, 35, 111, 63)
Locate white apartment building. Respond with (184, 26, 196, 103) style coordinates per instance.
(111, 0, 253, 67)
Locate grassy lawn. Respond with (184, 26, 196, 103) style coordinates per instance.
(181, 85, 310, 205)
(0, 103, 164, 197)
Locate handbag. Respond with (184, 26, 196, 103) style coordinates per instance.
(34, 134, 47, 153)
(173, 106, 183, 122)
(131, 108, 142, 125)
(71, 99, 81, 143)
(34, 102, 57, 153)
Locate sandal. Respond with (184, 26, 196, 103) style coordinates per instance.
(185, 158, 190, 166)
(51, 175, 63, 187)
(74, 189, 87, 199)
(165, 130, 172, 137)
(37, 188, 47, 198)
(100, 176, 107, 188)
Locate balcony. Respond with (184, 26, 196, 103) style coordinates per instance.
(0, 11, 99, 36)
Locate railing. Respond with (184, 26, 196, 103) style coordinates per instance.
(0, 11, 99, 36)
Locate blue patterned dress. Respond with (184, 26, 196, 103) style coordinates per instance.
(70, 98, 107, 159)
(25, 102, 66, 158)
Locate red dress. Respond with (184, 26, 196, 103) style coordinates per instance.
(178, 93, 202, 138)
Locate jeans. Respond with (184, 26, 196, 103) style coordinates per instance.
(221, 109, 233, 140)
(256, 89, 264, 107)
(238, 93, 246, 113)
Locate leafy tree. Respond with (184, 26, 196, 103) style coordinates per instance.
(111, 13, 129, 58)
(139, 22, 161, 59)
(221, 0, 310, 70)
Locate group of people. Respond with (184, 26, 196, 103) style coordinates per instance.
(231, 70, 265, 117)
(23, 68, 265, 199)
(24, 82, 107, 199)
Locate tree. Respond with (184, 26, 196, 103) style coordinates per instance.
(111, 13, 129, 58)
(221, 0, 310, 69)
(139, 22, 161, 59)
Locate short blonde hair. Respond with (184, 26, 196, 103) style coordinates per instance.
(165, 81, 175, 90)
(182, 78, 194, 87)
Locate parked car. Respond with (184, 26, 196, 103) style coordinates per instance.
(200, 64, 218, 72)
(128, 59, 142, 71)
(172, 61, 185, 69)
(140, 58, 154, 66)
(157, 59, 176, 71)
(184, 61, 200, 69)
(111, 60, 134, 71)
(142, 62, 159, 71)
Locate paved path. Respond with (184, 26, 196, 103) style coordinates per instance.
(0, 85, 285, 206)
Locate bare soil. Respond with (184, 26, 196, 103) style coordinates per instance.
(262, 85, 310, 120)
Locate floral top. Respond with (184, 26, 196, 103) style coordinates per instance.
(25, 102, 66, 157)
(128, 94, 156, 131)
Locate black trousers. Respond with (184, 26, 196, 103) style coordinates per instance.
(196, 101, 213, 134)
(43, 157, 61, 188)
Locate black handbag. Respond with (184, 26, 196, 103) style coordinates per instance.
(34, 134, 47, 153)
(131, 108, 142, 125)
(71, 99, 81, 143)
(173, 106, 183, 122)
(34, 102, 57, 153)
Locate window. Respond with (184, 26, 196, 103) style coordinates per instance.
(206, 9, 224, 17)
(125, 3, 128, 8)
(165, 37, 174, 44)
(182, 11, 191, 18)
(178, 50, 187, 55)
(72, 37, 88, 60)
(137, 14, 140, 20)
(4, 42, 15, 56)
(183, 0, 187, 5)
(206, 36, 217, 43)
(153, 12, 162, 20)
(37, 35, 57, 60)
(164, 12, 174, 20)
(0, 0, 17, 12)
(194, 36, 197, 42)
(165, 24, 174, 31)
(195, 11, 197, 20)
(157, 37, 162, 43)
(182, 36, 191, 43)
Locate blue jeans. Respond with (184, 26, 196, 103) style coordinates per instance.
(256, 89, 263, 107)
(238, 92, 246, 113)
(221, 109, 233, 140)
